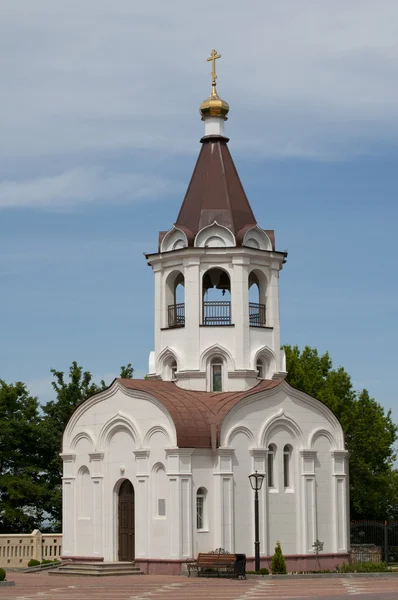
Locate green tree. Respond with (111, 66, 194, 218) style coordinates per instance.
(271, 541, 287, 574)
(0, 380, 51, 532)
(119, 363, 134, 379)
(284, 345, 398, 520)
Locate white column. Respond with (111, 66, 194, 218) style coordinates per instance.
(89, 452, 105, 558)
(331, 450, 349, 552)
(183, 259, 201, 370)
(213, 449, 235, 552)
(231, 257, 250, 369)
(166, 449, 194, 558)
(133, 450, 150, 558)
(250, 449, 268, 555)
(300, 450, 317, 554)
(60, 453, 76, 557)
(268, 263, 283, 375)
(153, 265, 162, 361)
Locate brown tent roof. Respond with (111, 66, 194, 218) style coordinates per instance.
(118, 378, 282, 449)
(174, 136, 258, 246)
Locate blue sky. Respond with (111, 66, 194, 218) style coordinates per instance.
(1, 1, 397, 426)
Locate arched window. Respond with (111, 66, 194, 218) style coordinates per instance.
(165, 271, 185, 328)
(248, 270, 267, 327)
(196, 487, 207, 530)
(202, 268, 231, 326)
(267, 444, 276, 488)
(283, 444, 292, 489)
(171, 360, 177, 380)
(211, 358, 223, 392)
(161, 354, 178, 381)
(257, 359, 264, 379)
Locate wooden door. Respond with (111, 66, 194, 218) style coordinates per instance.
(118, 480, 135, 561)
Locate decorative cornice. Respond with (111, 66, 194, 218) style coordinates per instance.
(133, 449, 150, 458)
(89, 452, 104, 462)
(331, 450, 349, 458)
(228, 370, 257, 379)
(217, 448, 235, 457)
(175, 370, 205, 380)
(300, 450, 317, 459)
(250, 448, 268, 458)
(60, 453, 76, 462)
(165, 447, 195, 457)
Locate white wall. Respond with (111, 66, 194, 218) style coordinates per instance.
(63, 381, 348, 563)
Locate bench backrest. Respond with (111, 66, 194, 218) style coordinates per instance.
(197, 552, 235, 566)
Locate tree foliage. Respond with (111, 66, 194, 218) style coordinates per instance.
(284, 345, 398, 520)
(0, 362, 135, 532)
(271, 541, 287, 574)
(0, 380, 52, 532)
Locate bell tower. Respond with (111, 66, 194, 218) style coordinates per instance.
(146, 50, 287, 392)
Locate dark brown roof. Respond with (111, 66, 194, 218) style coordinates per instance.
(174, 136, 258, 246)
(118, 378, 282, 449)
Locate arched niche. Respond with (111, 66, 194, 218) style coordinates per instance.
(243, 226, 272, 250)
(200, 344, 234, 392)
(202, 267, 232, 326)
(249, 269, 268, 327)
(253, 346, 276, 380)
(157, 347, 179, 382)
(195, 222, 235, 248)
(164, 269, 185, 328)
(77, 466, 92, 519)
(160, 227, 188, 253)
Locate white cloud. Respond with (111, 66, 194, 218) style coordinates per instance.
(0, 0, 397, 162)
(0, 168, 183, 209)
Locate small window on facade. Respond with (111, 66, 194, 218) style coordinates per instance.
(196, 487, 206, 529)
(267, 445, 275, 488)
(158, 498, 166, 516)
(211, 360, 222, 392)
(283, 445, 292, 488)
(257, 360, 264, 379)
(171, 360, 177, 380)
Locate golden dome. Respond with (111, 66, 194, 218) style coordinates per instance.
(200, 92, 230, 119)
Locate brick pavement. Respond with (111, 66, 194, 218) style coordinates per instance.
(1, 572, 397, 600)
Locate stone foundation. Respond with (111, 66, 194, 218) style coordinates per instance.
(133, 553, 350, 575)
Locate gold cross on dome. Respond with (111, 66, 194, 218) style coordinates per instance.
(207, 49, 221, 93)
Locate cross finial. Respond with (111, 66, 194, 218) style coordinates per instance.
(207, 49, 221, 96)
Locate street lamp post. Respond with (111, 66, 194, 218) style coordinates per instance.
(248, 470, 265, 572)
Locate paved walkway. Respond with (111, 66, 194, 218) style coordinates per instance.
(2, 572, 398, 600)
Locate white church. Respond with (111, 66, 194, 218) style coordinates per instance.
(61, 52, 349, 574)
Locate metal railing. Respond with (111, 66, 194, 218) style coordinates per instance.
(203, 301, 231, 326)
(249, 302, 266, 327)
(168, 303, 185, 327)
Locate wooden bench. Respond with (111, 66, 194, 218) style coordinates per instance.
(187, 549, 236, 577)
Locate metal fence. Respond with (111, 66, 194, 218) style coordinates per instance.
(203, 301, 231, 325)
(249, 302, 266, 327)
(168, 303, 185, 327)
(350, 520, 398, 564)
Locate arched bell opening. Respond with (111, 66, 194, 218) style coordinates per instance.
(165, 270, 185, 328)
(248, 269, 267, 327)
(202, 268, 231, 326)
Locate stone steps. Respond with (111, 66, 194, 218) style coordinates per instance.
(49, 561, 144, 577)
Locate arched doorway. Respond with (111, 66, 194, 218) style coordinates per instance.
(118, 480, 135, 561)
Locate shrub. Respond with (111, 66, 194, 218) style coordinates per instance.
(27, 559, 41, 568)
(271, 541, 287, 574)
(246, 567, 269, 575)
(41, 559, 60, 565)
(0, 568, 5, 581)
(337, 562, 391, 573)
